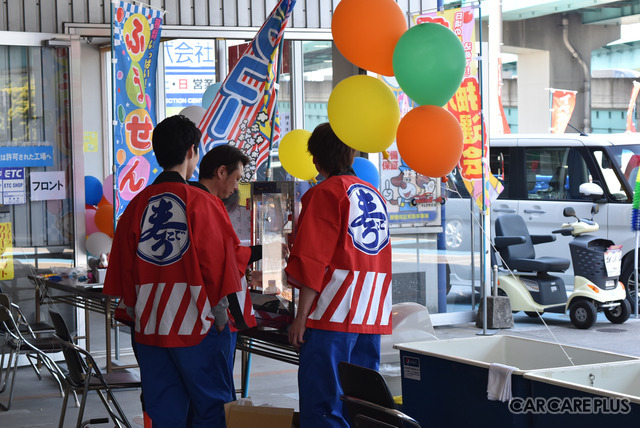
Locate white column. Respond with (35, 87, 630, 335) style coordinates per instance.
(517, 49, 551, 133)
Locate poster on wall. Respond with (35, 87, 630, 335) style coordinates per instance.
(111, 0, 165, 218)
(0, 222, 13, 280)
(378, 76, 442, 227)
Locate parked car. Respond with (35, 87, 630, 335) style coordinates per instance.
(443, 133, 640, 311)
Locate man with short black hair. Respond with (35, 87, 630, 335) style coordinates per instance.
(104, 115, 246, 427)
(191, 144, 261, 401)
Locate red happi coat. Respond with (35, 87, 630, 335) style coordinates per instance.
(228, 275, 257, 332)
(103, 171, 245, 348)
(285, 175, 393, 334)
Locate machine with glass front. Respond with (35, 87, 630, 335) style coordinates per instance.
(248, 181, 311, 330)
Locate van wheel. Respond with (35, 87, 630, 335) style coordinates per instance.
(605, 299, 631, 324)
(620, 258, 638, 314)
(569, 300, 597, 329)
(444, 218, 468, 250)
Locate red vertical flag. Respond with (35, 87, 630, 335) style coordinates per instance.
(550, 89, 577, 134)
(626, 81, 640, 133)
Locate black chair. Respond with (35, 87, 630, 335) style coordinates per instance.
(49, 310, 141, 428)
(0, 293, 65, 411)
(0, 284, 55, 336)
(494, 214, 570, 273)
(353, 414, 401, 428)
(338, 361, 420, 428)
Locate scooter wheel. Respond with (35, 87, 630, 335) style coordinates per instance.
(605, 299, 631, 324)
(569, 300, 597, 329)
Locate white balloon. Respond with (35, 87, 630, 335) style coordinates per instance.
(179, 106, 206, 127)
(86, 232, 112, 256)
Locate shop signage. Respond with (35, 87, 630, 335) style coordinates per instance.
(0, 167, 25, 205)
(30, 171, 66, 201)
(0, 146, 54, 167)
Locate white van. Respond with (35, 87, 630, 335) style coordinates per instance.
(444, 133, 640, 309)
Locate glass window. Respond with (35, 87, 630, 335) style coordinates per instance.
(489, 149, 510, 199)
(163, 39, 217, 117)
(303, 41, 332, 131)
(0, 45, 74, 271)
(593, 148, 633, 202)
(524, 147, 592, 200)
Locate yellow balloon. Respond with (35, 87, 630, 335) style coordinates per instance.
(327, 75, 400, 153)
(278, 129, 318, 181)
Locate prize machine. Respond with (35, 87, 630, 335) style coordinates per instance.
(226, 181, 312, 349)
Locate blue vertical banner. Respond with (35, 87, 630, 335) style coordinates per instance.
(197, 0, 296, 182)
(112, 0, 164, 218)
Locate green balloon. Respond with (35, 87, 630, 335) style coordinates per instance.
(392, 23, 466, 107)
(117, 104, 125, 123)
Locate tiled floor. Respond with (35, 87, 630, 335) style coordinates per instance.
(3, 310, 640, 427)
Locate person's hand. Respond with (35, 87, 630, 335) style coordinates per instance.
(288, 316, 306, 351)
(281, 243, 290, 261)
(215, 323, 226, 334)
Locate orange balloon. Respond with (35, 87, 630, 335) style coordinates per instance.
(331, 0, 407, 76)
(95, 204, 115, 237)
(396, 106, 463, 178)
(97, 196, 110, 208)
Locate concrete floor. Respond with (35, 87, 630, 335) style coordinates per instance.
(3, 310, 640, 427)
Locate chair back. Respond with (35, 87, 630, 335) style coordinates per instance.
(494, 214, 535, 264)
(0, 294, 16, 333)
(48, 310, 86, 386)
(338, 362, 395, 408)
(353, 413, 401, 428)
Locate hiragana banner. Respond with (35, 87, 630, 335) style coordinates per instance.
(196, 0, 295, 182)
(112, 0, 164, 218)
(550, 89, 577, 134)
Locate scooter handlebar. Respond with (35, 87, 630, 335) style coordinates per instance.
(552, 228, 574, 236)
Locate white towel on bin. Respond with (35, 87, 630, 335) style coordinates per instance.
(487, 363, 517, 402)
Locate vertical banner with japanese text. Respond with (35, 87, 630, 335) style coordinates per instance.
(196, 0, 295, 182)
(0, 222, 13, 280)
(626, 81, 640, 133)
(550, 89, 577, 134)
(112, 0, 164, 218)
(413, 7, 503, 211)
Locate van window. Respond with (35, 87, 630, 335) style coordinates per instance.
(524, 148, 592, 200)
(593, 148, 632, 202)
(489, 149, 510, 199)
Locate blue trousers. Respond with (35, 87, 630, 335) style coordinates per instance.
(298, 328, 380, 428)
(135, 325, 233, 428)
(228, 331, 238, 401)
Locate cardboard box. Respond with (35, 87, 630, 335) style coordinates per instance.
(225, 399, 294, 428)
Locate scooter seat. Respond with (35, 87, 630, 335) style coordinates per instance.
(495, 214, 571, 273)
(505, 256, 570, 273)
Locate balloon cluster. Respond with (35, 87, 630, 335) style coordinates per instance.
(329, 0, 465, 179)
(85, 175, 114, 256)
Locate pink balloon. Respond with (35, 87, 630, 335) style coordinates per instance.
(85, 207, 99, 236)
(102, 174, 114, 205)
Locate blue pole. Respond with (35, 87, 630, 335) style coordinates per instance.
(437, 181, 447, 313)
